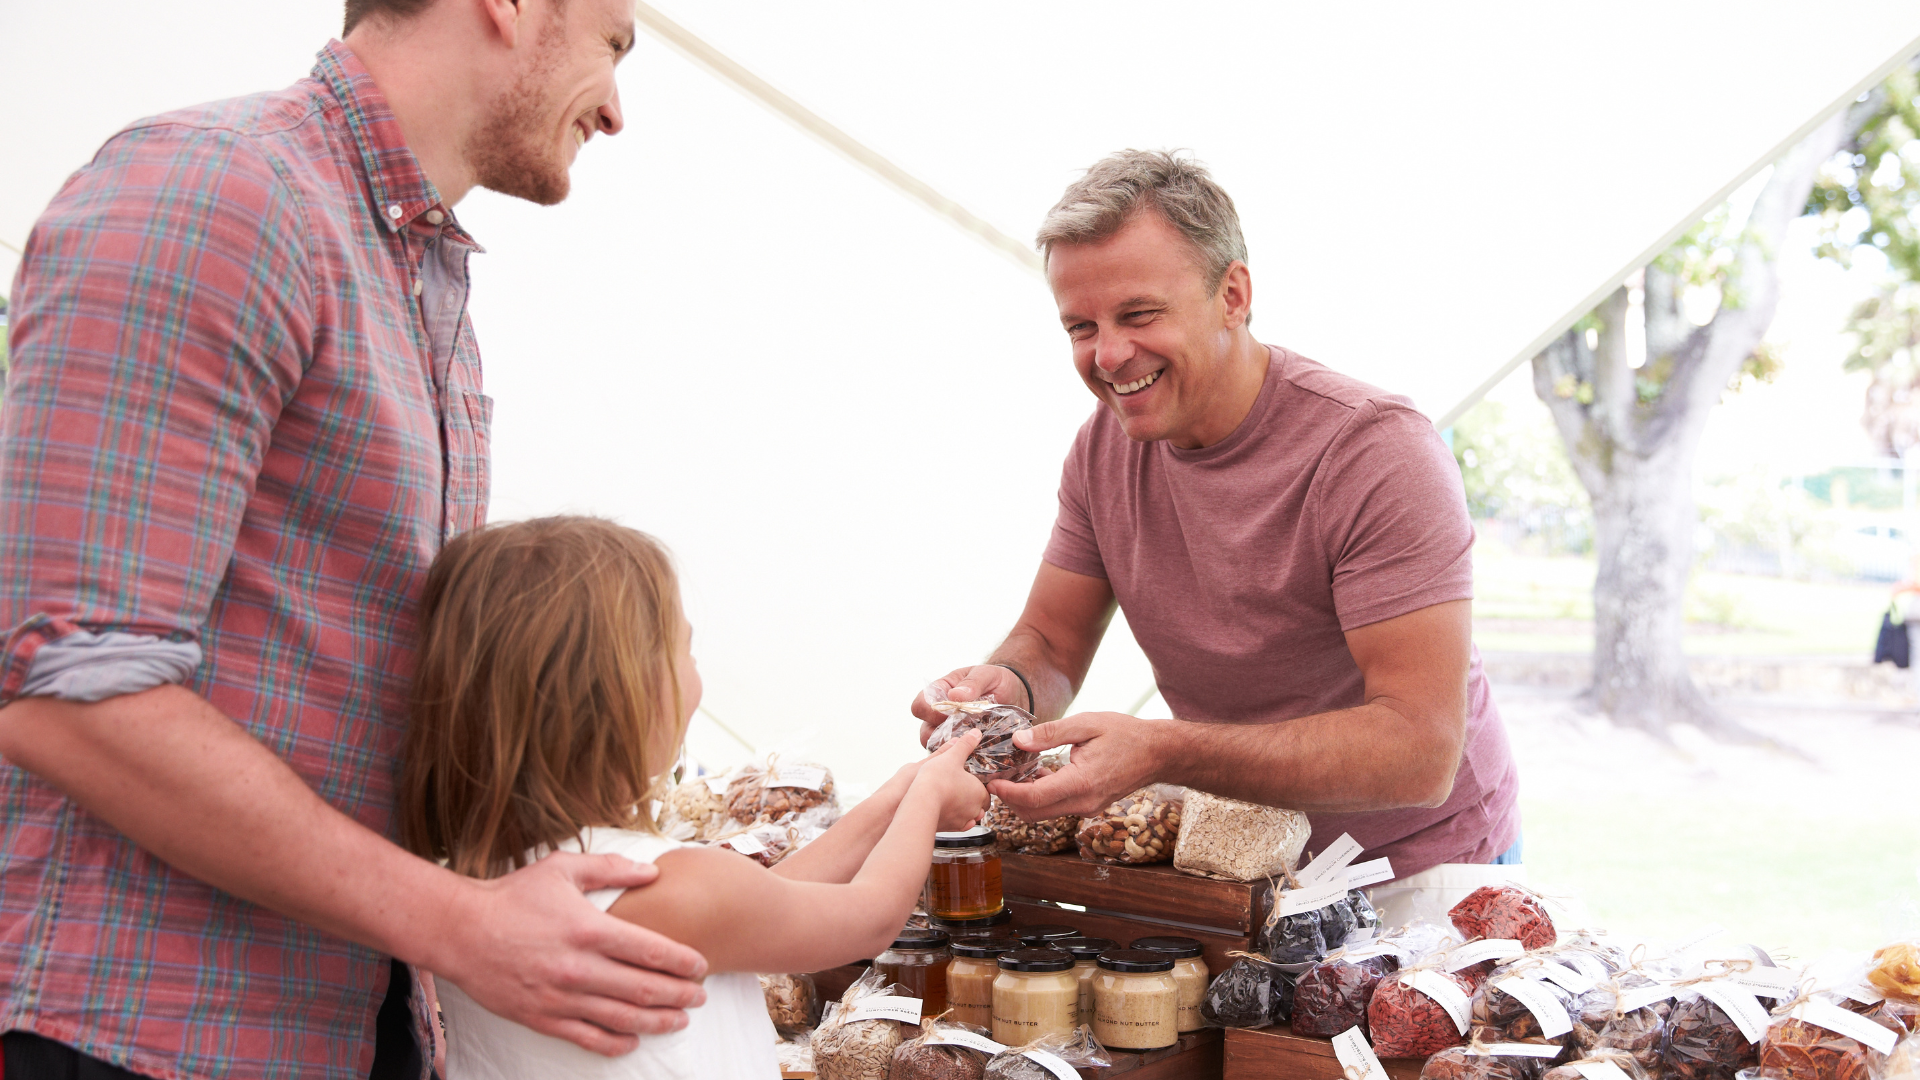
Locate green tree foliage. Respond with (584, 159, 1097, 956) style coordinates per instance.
(1451, 400, 1593, 552)
(1807, 65, 1920, 278)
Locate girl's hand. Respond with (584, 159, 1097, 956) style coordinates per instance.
(915, 730, 988, 831)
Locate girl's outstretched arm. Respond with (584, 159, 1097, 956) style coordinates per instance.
(607, 734, 986, 973)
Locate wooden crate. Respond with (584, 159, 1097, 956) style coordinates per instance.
(1223, 1025, 1425, 1080)
(1001, 851, 1270, 977)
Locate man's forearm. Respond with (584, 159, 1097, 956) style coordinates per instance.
(0, 685, 464, 967)
(988, 629, 1083, 723)
(1146, 701, 1465, 813)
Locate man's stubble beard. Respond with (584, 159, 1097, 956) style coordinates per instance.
(466, 41, 571, 206)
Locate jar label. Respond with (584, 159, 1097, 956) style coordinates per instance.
(1021, 1049, 1080, 1080)
(769, 764, 828, 791)
(1408, 970, 1471, 1035)
(1332, 1026, 1388, 1080)
(1493, 976, 1572, 1039)
(929, 1030, 1007, 1054)
(1693, 981, 1768, 1044)
(1444, 939, 1526, 971)
(847, 995, 924, 1025)
(1573, 1061, 1636, 1080)
(1297, 833, 1364, 886)
(1791, 1000, 1898, 1056)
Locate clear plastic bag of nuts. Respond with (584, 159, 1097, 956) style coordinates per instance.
(725, 755, 837, 825)
(923, 688, 1045, 784)
(760, 972, 820, 1037)
(1076, 784, 1186, 866)
(985, 795, 1076, 855)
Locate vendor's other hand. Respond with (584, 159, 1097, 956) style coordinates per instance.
(915, 729, 990, 830)
(911, 665, 1028, 746)
(991, 711, 1162, 820)
(433, 852, 709, 1055)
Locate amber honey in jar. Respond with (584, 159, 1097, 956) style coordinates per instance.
(1056, 936, 1116, 1027)
(991, 948, 1080, 1046)
(930, 907, 1012, 941)
(945, 935, 1017, 1029)
(925, 827, 1002, 920)
(1129, 936, 1209, 1032)
(872, 928, 950, 1019)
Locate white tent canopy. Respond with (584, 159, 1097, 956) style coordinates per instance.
(4, 2, 1918, 789)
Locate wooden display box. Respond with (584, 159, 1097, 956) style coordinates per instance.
(1223, 1025, 1424, 1080)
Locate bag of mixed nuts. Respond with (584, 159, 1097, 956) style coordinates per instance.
(984, 795, 1075, 856)
(923, 689, 1045, 784)
(1076, 785, 1184, 866)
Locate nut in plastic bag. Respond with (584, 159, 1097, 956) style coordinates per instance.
(983, 1025, 1112, 1080)
(924, 689, 1044, 784)
(761, 972, 820, 1037)
(725, 755, 837, 825)
(1076, 784, 1184, 865)
(984, 795, 1075, 855)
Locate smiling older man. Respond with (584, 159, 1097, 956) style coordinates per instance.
(913, 151, 1521, 899)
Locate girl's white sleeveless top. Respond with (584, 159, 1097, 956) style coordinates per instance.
(438, 828, 781, 1080)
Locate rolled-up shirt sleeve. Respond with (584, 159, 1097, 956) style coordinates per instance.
(0, 121, 312, 705)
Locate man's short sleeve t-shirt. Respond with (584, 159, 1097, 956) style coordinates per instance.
(1044, 345, 1519, 876)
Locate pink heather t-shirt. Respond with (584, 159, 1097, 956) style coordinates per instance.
(1044, 345, 1519, 879)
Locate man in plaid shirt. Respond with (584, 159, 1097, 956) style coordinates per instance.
(0, 1, 708, 1076)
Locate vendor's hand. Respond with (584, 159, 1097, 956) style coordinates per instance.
(430, 852, 710, 1056)
(990, 711, 1165, 820)
(914, 729, 990, 831)
(911, 665, 1028, 746)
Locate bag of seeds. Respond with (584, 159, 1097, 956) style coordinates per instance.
(1076, 785, 1184, 865)
(1540, 1049, 1652, 1080)
(762, 972, 821, 1037)
(982, 1025, 1112, 1080)
(1450, 886, 1557, 951)
(816, 968, 924, 1080)
(1370, 962, 1475, 1058)
(1421, 1042, 1563, 1080)
(923, 689, 1045, 784)
(890, 1017, 1003, 1080)
(1757, 993, 1905, 1080)
(1292, 944, 1402, 1037)
(1471, 959, 1579, 1056)
(1201, 950, 1297, 1029)
(725, 755, 837, 825)
(1169, 790, 1311, 882)
(1662, 991, 1763, 1080)
(984, 795, 1076, 855)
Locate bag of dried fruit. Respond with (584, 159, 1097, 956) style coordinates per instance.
(1756, 989, 1905, 1080)
(1292, 939, 1403, 1038)
(981, 1025, 1112, 1080)
(1450, 885, 1558, 950)
(889, 1016, 1003, 1080)
(1566, 971, 1675, 1073)
(922, 688, 1045, 784)
(1369, 954, 1476, 1058)
(1201, 950, 1297, 1029)
(984, 795, 1075, 856)
(724, 754, 837, 825)
(1469, 955, 1581, 1058)
(1255, 872, 1370, 966)
(816, 968, 925, 1080)
(1421, 1039, 1565, 1080)
(1075, 785, 1184, 866)
(1539, 1048, 1653, 1080)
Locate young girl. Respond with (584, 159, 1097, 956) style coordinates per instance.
(401, 516, 987, 1079)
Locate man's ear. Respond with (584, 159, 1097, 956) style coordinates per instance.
(1218, 261, 1253, 330)
(478, 0, 522, 48)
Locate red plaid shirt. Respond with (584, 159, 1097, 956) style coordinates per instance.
(0, 42, 486, 1079)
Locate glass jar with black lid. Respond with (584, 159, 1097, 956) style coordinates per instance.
(874, 927, 950, 1019)
(991, 947, 1079, 1045)
(1016, 924, 1081, 948)
(930, 907, 1013, 940)
(1093, 949, 1178, 1050)
(945, 935, 1018, 1029)
(1055, 936, 1117, 1026)
(1129, 935, 1208, 1032)
(925, 826, 1002, 920)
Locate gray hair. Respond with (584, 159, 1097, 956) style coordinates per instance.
(1035, 149, 1248, 292)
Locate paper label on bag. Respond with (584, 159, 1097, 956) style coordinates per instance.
(1537, 961, 1599, 995)
(1617, 984, 1679, 1013)
(1446, 938, 1527, 971)
(1298, 833, 1365, 885)
(1671, 924, 1727, 954)
(1334, 1026, 1390, 1080)
(1792, 999, 1899, 1056)
(930, 1030, 1007, 1054)
(848, 995, 924, 1024)
(1729, 965, 1799, 1000)
(1694, 981, 1768, 1044)
(1409, 970, 1472, 1035)
(769, 764, 827, 791)
(1344, 857, 1395, 889)
(704, 773, 731, 794)
(1475, 1043, 1567, 1059)
(1843, 984, 1885, 1006)
(1574, 1061, 1637, 1080)
(1495, 976, 1573, 1039)
(1279, 875, 1352, 916)
(1562, 953, 1610, 982)
(1338, 940, 1407, 964)
(1021, 1049, 1080, 1080)
(724, 832, 769, 856)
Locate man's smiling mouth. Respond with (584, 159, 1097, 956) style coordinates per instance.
(1114, 371, 1160, 395)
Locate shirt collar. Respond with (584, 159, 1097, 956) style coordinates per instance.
(312, 40, 480, 247)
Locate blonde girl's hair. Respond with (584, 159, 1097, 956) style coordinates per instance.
(401, 515, 684, 879)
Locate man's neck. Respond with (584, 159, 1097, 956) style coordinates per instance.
(1176, 331, 1270, 450)
(340, 29, 480, 205)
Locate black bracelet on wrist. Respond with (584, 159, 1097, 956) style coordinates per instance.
(992, 663, 1036, 714)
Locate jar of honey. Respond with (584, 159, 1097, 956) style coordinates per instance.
(930, 907, 1013, 941)
(873, 928, 950, 1019)
(925, 826, 1002, 920)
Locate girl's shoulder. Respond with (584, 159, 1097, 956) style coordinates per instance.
(547, 827, 689, 911)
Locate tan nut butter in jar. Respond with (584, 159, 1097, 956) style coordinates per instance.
(1093, 949, 1179, 1050)
(991, 948, 1079, 1046)
(1130, 935, 1209, 1032)
(945, 935, 1018, 1030)
(1056, 936, 1117, 1027)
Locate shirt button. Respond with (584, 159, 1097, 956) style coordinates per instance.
(412, 279, 423, 297)
(387, 204, 403, 220)
(425, 209, 445, 225)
